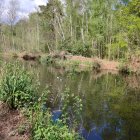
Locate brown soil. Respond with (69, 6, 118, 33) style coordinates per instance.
(70, 56, 119, 71)
(3, 52, 140, 72)
(0, 102, 30, 140)
(1, 52, 119, 71)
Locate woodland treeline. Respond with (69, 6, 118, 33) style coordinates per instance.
(0, 0, 140, 60)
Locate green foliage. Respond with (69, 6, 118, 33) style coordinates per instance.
(32, 111, 79, 140)
(0, 62, 38, 109)
(18, 124, 27, 135)
(118, 63, 131, 74)
(116, 0, 140, 56)
(40, 55, 55, 64)
(71, 44, 92, 57)
(60, 39, 92, 57)
(1, 0, 140, 60)
(61, 88, 83, 127)
(92, 61, 101, 72)
(0, 62, 84, 140)
(70, 60, 80, 70)
(29, 88, 81, 140)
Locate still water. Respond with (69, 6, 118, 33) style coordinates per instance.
(3, 60, 140, 140)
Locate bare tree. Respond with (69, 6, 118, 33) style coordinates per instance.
(0, 0, 5, 47)
(7, 0, 19, 48)
(7, 0, 19, 30)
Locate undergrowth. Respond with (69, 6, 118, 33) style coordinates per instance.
(0, 62, 83, 140)
(0, 62, 38, 109)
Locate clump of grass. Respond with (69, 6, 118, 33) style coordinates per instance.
(92, 61, 101, 72)
(18, 124, 27, 135)
(40, 55, 55, 64)
(12, 52, 18, 58)
(55, 60, 80, 71)
(83, 61, 93, 68)
(0, 62, 38, 109)
(70, 60, 80, 70)
(118, 63, 130, 74)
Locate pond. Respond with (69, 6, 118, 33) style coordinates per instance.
(1, 59, 140, 140)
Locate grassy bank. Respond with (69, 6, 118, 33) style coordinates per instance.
(0, 62, 83, 140)
(25, 52, 138, 74)
(1, 51, 140, 74)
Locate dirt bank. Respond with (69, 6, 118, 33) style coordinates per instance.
(2, 52, 119, 71)
(70, 56, 119, 71)
(3, 52, 140, 73)
(0, 102, 30, 140)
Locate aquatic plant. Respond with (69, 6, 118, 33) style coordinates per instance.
(30, 90, 81, 140)
(61, 88, 83, 128)
(40, 55, 55, 64)
(32, 111, 79, 140)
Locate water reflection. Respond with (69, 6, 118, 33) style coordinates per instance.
(1, 60, 140, 140)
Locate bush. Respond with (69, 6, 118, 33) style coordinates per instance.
(0, 62, 38, 109)
(40, 55, 55, 64)
(118, 63, 130, 74)
(60, 39, 92, 57)
(33, 111, 79, 140)
(29, 87, 83, 140)
(18, 125, 27, 135)
(61, 88, 83, 127)
(71, 43, 92, 57)
(92, 61, 101, 72)
(70, 60, 80, 70)
(31, 90, 81, 140)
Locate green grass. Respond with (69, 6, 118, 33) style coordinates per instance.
(118, 63, 131, 74)
(0, 62, 83, 140)
(0, 62, 38, 109)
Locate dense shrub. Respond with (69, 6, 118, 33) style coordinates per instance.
(0, 63, 38, 109)
(40, 55, 55, 64)
(32, 111, 79, 140)
(60, 39, 92, 57)
(70, 43, 92, 57)
(31, 90, 81, 140)
(92, 61, 101, 72)
(118, 63, 130, 74)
